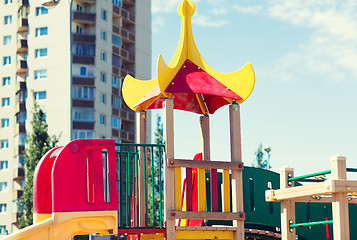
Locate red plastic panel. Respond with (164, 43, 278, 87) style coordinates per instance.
(33, 147, 64, 214)
(51, 139, 117, 212)
(210, 169, 218, 212)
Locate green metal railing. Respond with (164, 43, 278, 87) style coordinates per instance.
(115, 143, 165, 229)
(290, 220, 333, 228)
(288, 168, 357, 183)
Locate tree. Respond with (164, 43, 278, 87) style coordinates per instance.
(252, 143, 267, 169)
(18, 103, 60, 228)
(147, 114, 164, 227)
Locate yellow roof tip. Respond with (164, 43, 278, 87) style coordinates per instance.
(177, 0, 195, 18)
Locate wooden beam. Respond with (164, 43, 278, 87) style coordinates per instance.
(137, 111, 146, 227)
(176, 230, 233, 240)
(167, 159, 244, 170)
(229, 104, 244, 240)
(331, 155, 350, 240)
(200, 115, 210, 161)
(168, 210, 245, 220)
(163, 98, 176, 240)
(280, 167, 296, 240)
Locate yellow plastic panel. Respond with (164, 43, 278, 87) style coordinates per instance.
(222, 169, 230, 212)
(197, 168, 206, 211)
(176, 230, 233, 239)
(175, 167, 182, 211)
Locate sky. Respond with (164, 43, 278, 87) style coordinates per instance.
(149, 0, 357, 176)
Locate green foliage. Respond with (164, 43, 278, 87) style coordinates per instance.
(18, 103, 60, 229)
(252, 143, 267, 169)
(147, 114, 164, 227)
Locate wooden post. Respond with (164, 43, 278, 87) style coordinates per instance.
(229, 104, 244, 240)
(198, 115, 210, 211)
(137, 111, 146, 227)
(163, 99, 176, 240)
(280, 167, 296, 240)
(331, 155, 349, 240)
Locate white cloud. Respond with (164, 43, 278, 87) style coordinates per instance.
(209, 7, 228, 16)
(152, 17, 166, 34)
(263, 0, 357, 84)
(233, 5, 263, 15)
(192, 13, 227, 27)
(152, 0, 182, 13)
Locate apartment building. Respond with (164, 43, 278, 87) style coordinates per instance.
(0, 0, 151, 235)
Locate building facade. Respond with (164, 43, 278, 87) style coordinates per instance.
(0, 0, 151, 235)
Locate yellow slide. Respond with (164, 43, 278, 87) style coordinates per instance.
(4, 211, 117, 240)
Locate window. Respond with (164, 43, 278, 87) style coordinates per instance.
(73, 108, 95, 121)
(14, 156, 24, 168)
(112, 75, 121, 88)
(0, 204, 6, 213)
(76, 25, 82, 34)
(15, 112, 26, 124)
(36, 7, 48, 16)
(1, 119, 9, 128)
(73, 130, 94, 139)
(2, 97, 10, 107)
(112, 54, 121, 68)
(111, 116, 121, 129)
(112, 34, 121, 47)
(100, 51, 106, 62)
(34, 91, 46, 100)
(35, 27, 48, 37)
(101, 31, 106, 41)
(3, 56, 11, 65)
(112, 96, 122, 108)
(34, 69, 47, 79)
(100, 114, 106, 125)
(0, 182, 7, 191)
(72, 65, 95, 77)
(76, 4, 82, 12)
(35, 48, 47, 58)
(0, 225, 6, 235)
(2, 77, 10, 86)
(3, 35, 11, 45)
(5, 0, 12, 4)
(14, 133, 26, 146)
(4, 15, 12, 25)
(100, 93, 106, 104)
(73, 86, 95, 99)
(100, 72, 106, 83)
(74, 44, 95, 56)
(0, 161, 8, 170)
(112, 0, 121, 7)
(101, 10, 107, 20)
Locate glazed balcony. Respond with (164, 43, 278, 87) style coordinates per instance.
(16, 60, 27, 74)
(72, 55, 95, 65)
(17, 39, 28, 53)
(72, 33, 96, 44)
(12, 190, 23, 200)
(112, 24, 135, 44)
(72, 11, 96, 24)
(112, 45, 135, 63)
(17, 17, 28, 32)
(113, 5, 135, 24)
(13, 168, 25, 181)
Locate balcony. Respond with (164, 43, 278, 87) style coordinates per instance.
(119, 108, 135, 122)
(112, 25, 135, 44)
(113, 5, 135, 24)
(73, 121, 94, 130)
(111, 129, 135, 142)
(16, 60, 27, 74)
(112, 46, 135, 63)
(72, 11, 96, 24)
(112, 66, 134, 79)
(12, 190, 23, 200)
(17, 18, 28, 32)
(72, 33, 96, 44)
(15, 81, 26, 93)
(13, 146, 25, 156)
(17, 39, 28, 54)
(12, 212, 22, 223)
(17, 0, 29, 10)
(72, 76, 95, 85)
(75, 0, 95, 4)
(72, 99, 94, 108)
(13, 168, 25, 181)
(14, 123, 26, 135)
(123, 0, 135, 5)
(72, 55, 95, 65)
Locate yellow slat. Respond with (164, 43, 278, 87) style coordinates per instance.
(222, 169, 230, 212)
(176, 230, 233, 239)
(197, 168, 206, 211)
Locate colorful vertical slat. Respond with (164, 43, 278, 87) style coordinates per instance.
(175, 167, 182, 210)
(197, 168, 206, 211)
(210, 169, 218, 212)
(186, 168, 193, 211)
(222, 169, 230, 212)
